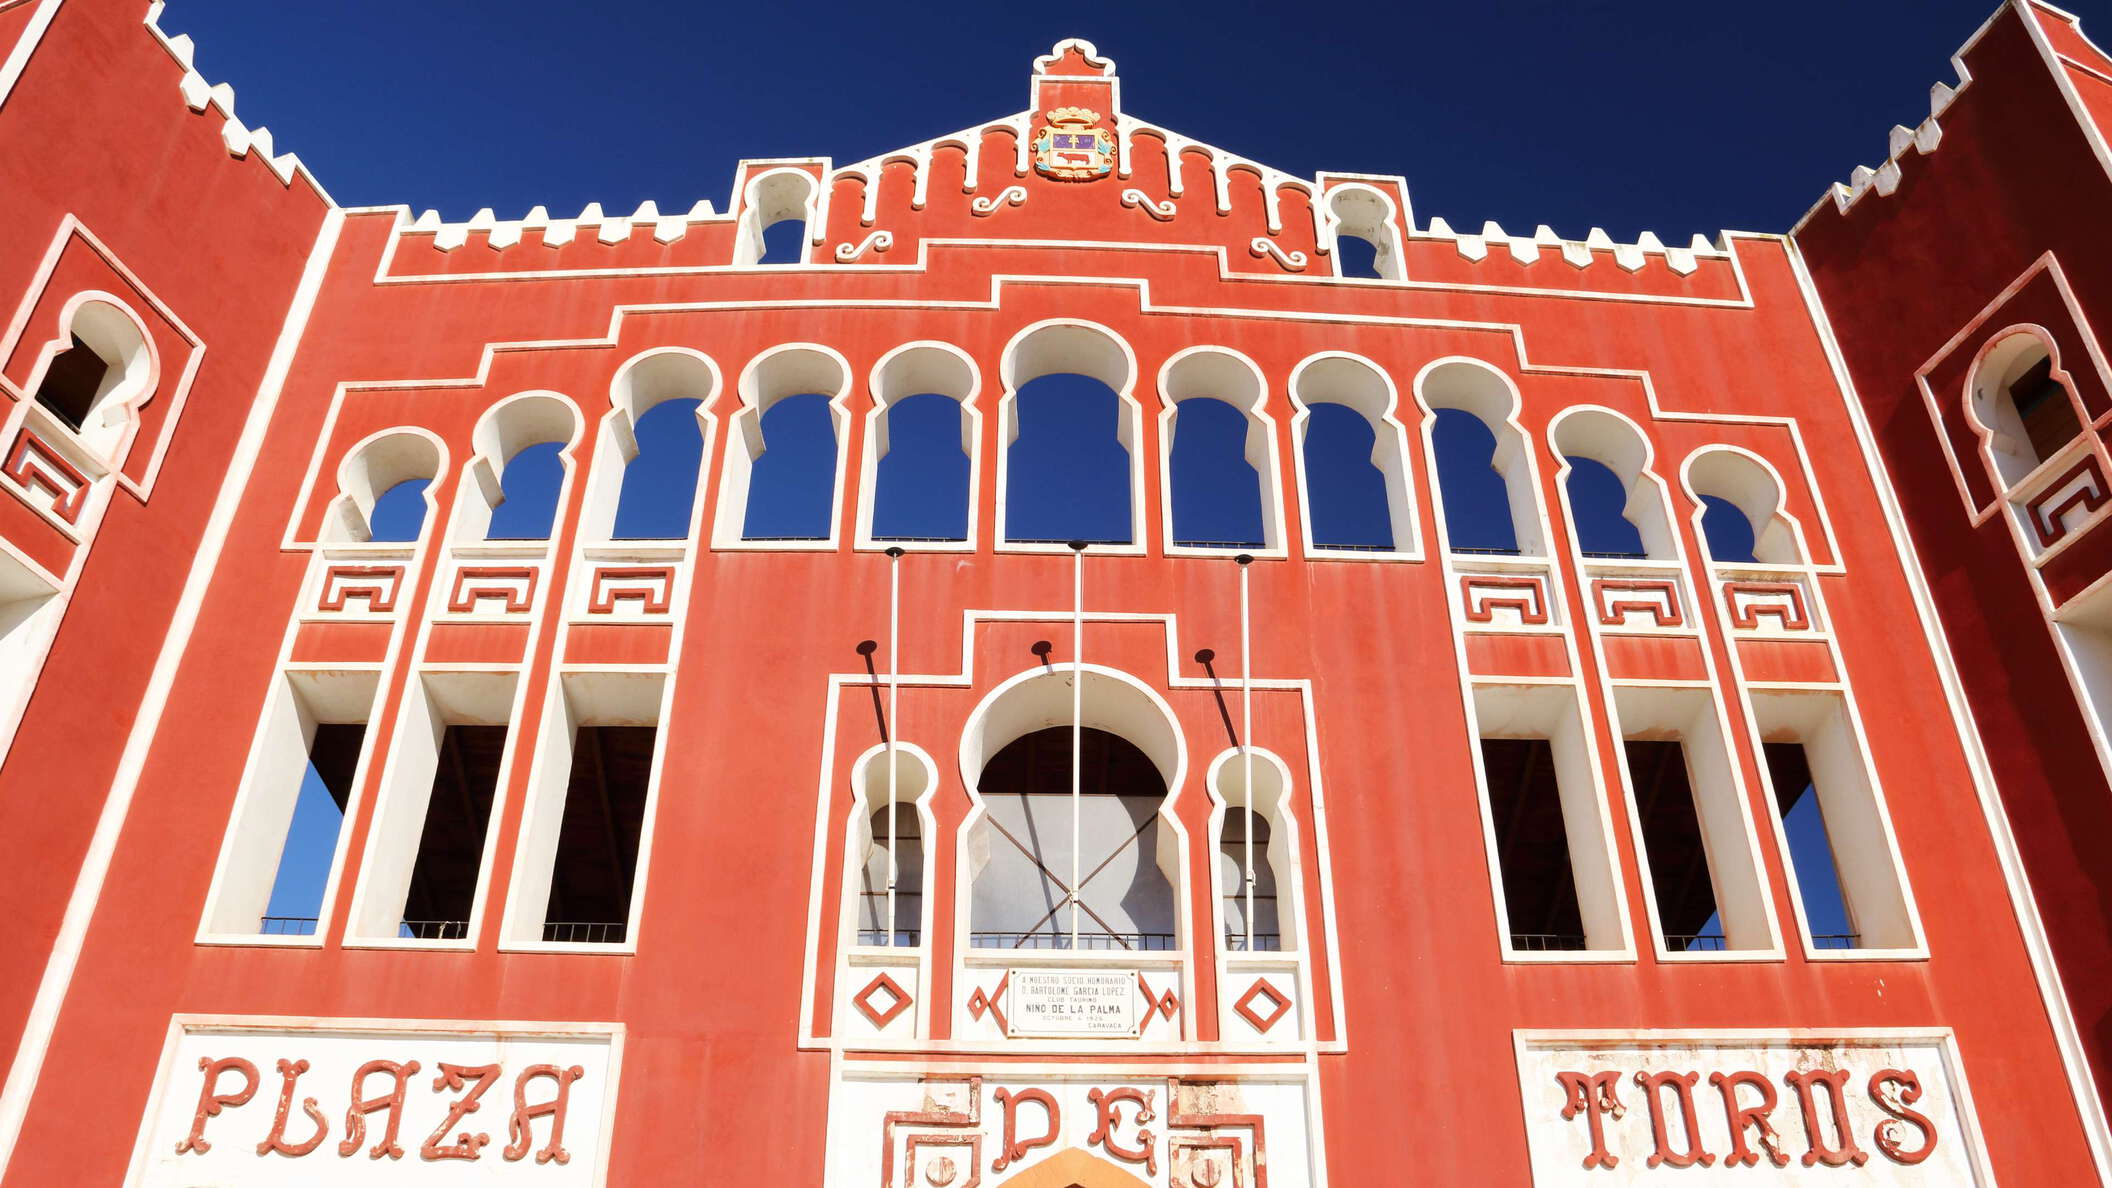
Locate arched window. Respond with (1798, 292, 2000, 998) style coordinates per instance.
(999, 322, 1139, 547)
(862, 343, 978, 546)
(451, 393, 581, 544)
(1971, 330, 2083, 484)
(323, 430, 444, 544)
(29, 295, 156, 460)
(1160, 348, 1278, 553)
(1290, 352, 1414, 555)
(970, 726, 1175, 950)
(1211, 747, 1298, 954)
(1417, 359, 1545, 556)
(735, 169, 818, 266)
(1550, 408, 1675, 561)
(859, 804, 923, 947)
(1324, 185, 1403, 281)
(713, 346, 849, 546)
(582, 347, 719, 544)
(1685, 448, 1799, 564)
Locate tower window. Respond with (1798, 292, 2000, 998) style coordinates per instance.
(400, 724, 506, 940)
(539, 726, 652, 944)
(34, 334, 108, 431)
(2008, 356, 2082, 466)
(1482, 738, 1587, 951)
(1626, 739, 1724, 952)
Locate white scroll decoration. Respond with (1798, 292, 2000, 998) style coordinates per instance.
(1119, 189, 1177, 221)
(970, 186, 1028, 216)
(1249, 237, 1309, 272)
(834, 230, 895, 262)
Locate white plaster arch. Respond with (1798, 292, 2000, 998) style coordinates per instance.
(841, 741, 941, 951)
(322, 426, 448, 544)
(580, 347, 722, 543)
(1287, 350, 1418, 558)
(855, 340, 983, 550)
(1679, 443, 1806, 565)
(1156, 346, 1286, 557)
(1319, 183, 1404, 281)
(1413, 355, 1549, 557)
(1548, 404, 1677, 560)
(450, 390, 584, 543)
(953, 663, 1192, 951)
(1203, 745, 1304, 952)
(21, 290, 161, 465)
(994, 319, 1146, 553)
(734, 168, 821, 266)
(711, 342, 853, 549)
(1964, 324, 2086, 489)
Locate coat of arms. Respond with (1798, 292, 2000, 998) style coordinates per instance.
(1033, 107, 1115, 181)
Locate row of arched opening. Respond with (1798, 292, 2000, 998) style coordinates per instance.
(320, 331, 1809, 570)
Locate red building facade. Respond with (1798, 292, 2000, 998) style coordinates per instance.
(1, 0, 2110, 1183)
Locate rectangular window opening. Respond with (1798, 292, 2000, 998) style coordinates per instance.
(1625, 740, 1726, 952)
(400, 724, 506, 939)
(1762, 742, 1858, 950)
(260, 723, 364, 935)
(1482, 738, 1587, 951)
(540, 725, 653, 944)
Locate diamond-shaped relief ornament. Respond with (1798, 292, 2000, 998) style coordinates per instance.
(853, 972, 911, 1029)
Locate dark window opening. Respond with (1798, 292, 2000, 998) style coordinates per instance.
(1335, 233, 1382, 279)
(1302, 403, 1393, 550)
(1626, 739, 1723, 951)
(259, 722, 365, 935)
(485, 441, 565, 541)
(2008, 356, 2083, 465)
(613, 398, 704, 539)
(858, 802, 924, 946)
(970, 726, 1173, 950)
(34, 334, 107, 432)
(400, 724, 506, 940)
(1434, 408, 1520, 553)
(1219, 807, 1280, 951)
(1564, 456, 1646, 558)
(1761, 742, 1859, 950)
(1698, 495, 1758, 562)
(760, 218, 806, 264)
(1004, 374, 1132, 545)
(1170, 397, 1265, 548)
(1482, 738, 1586, 951)
(541, 725, 653, 944)
(872, 393, 970, 542)
(743, 392, 837, 540)
(368, 478, 431, 543)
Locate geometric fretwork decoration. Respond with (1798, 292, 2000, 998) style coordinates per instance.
(853, 971, 911, 1030)
(1231, 978, 1291, 1035)
(1136, 972, 1179, 1024)
(966, 973, 1010, 1034)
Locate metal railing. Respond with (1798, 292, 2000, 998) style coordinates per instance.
(857, 928, 923, 947)
(1451, 544, 1524, 556)
(1582, 549, 1650, 560)
(542, 921, 626, 944)
(1510, 932, 1589, 952)
(1311, 540, 1394, 552)
(1663, 932, 1728, 952)
(1222, 932, 1283, 952)
(1174, 539, 1265, 550)
(741, 534, 830, 542)
(968, 931, 1177, 952)
(870, 535, 965, 544)
(399, 919, 469, 941)
(1810, 933, 1862, 950)
(259, 916, 318, 936)
(1005, 537, 1133, 546)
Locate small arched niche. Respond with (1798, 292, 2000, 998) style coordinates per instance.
(959, 666, 1186, 952)
(579, 348, 720, 543)
(29, 293, 158, 462)
(1208, 746, 1299, 953)
(1289, 352, 1415, 556)
(997, 321, 1142, 549)
(846, 742, 938, 948)
(735, 169, 819, 266)
(860, 342, 979, 547)
(1969, 328, 2086, 487)
(451, 392, 582, 544)
(1549, 408, 1675, 560)
(1684, 447, 1801, 565)
(712, 344, 850, 547)
(1323, 185, 1404, 281)
(1416, 358, 1546, 557)
(324, 428, 446, 544)
(1159, 347, 1281, 554)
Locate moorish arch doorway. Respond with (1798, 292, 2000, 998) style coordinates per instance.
(997, 1147, 1154, 1188)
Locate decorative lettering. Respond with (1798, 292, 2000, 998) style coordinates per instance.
(1088, 1086, 1157, 1174)
(1632, 1070, 1713, 1168)
(422, 1062, 501, 1161)
(339, 1058, 421, 1160)
(1555, 1070, 1624, 1170)
(1785, 1067, 1871, 1167)
(1870, 1068, 1939, 1165)
(504, 1063, 584, 1165)
(175, 1056, 259, 1155)
(992, 1086, 1060, 1171)
(256, 1058, 327, 1157)
(1710, 1069, 1789, 1168)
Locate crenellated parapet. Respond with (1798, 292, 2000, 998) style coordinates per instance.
(140, 1, 332, 201)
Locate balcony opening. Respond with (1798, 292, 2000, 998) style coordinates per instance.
(536, 725, 653, 944)
(400, 724, 507, 940)
(1481, 738, 1587, 951)
(1626, 740, 1724, 951)
(260, 723, 365, 936)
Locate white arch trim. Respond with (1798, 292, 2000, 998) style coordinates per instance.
(994, 319, 1147, 554)
(711, 342, 853, 550)
(855, 340, 983, 551)
(1156, 345, 1286, 557)
(1287, 350, 1420, 559)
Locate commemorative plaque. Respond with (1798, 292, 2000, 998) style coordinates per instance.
(1005, 969, 1138, 1037)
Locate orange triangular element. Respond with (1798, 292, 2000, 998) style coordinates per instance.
(996, 1146, 1154, 1188)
